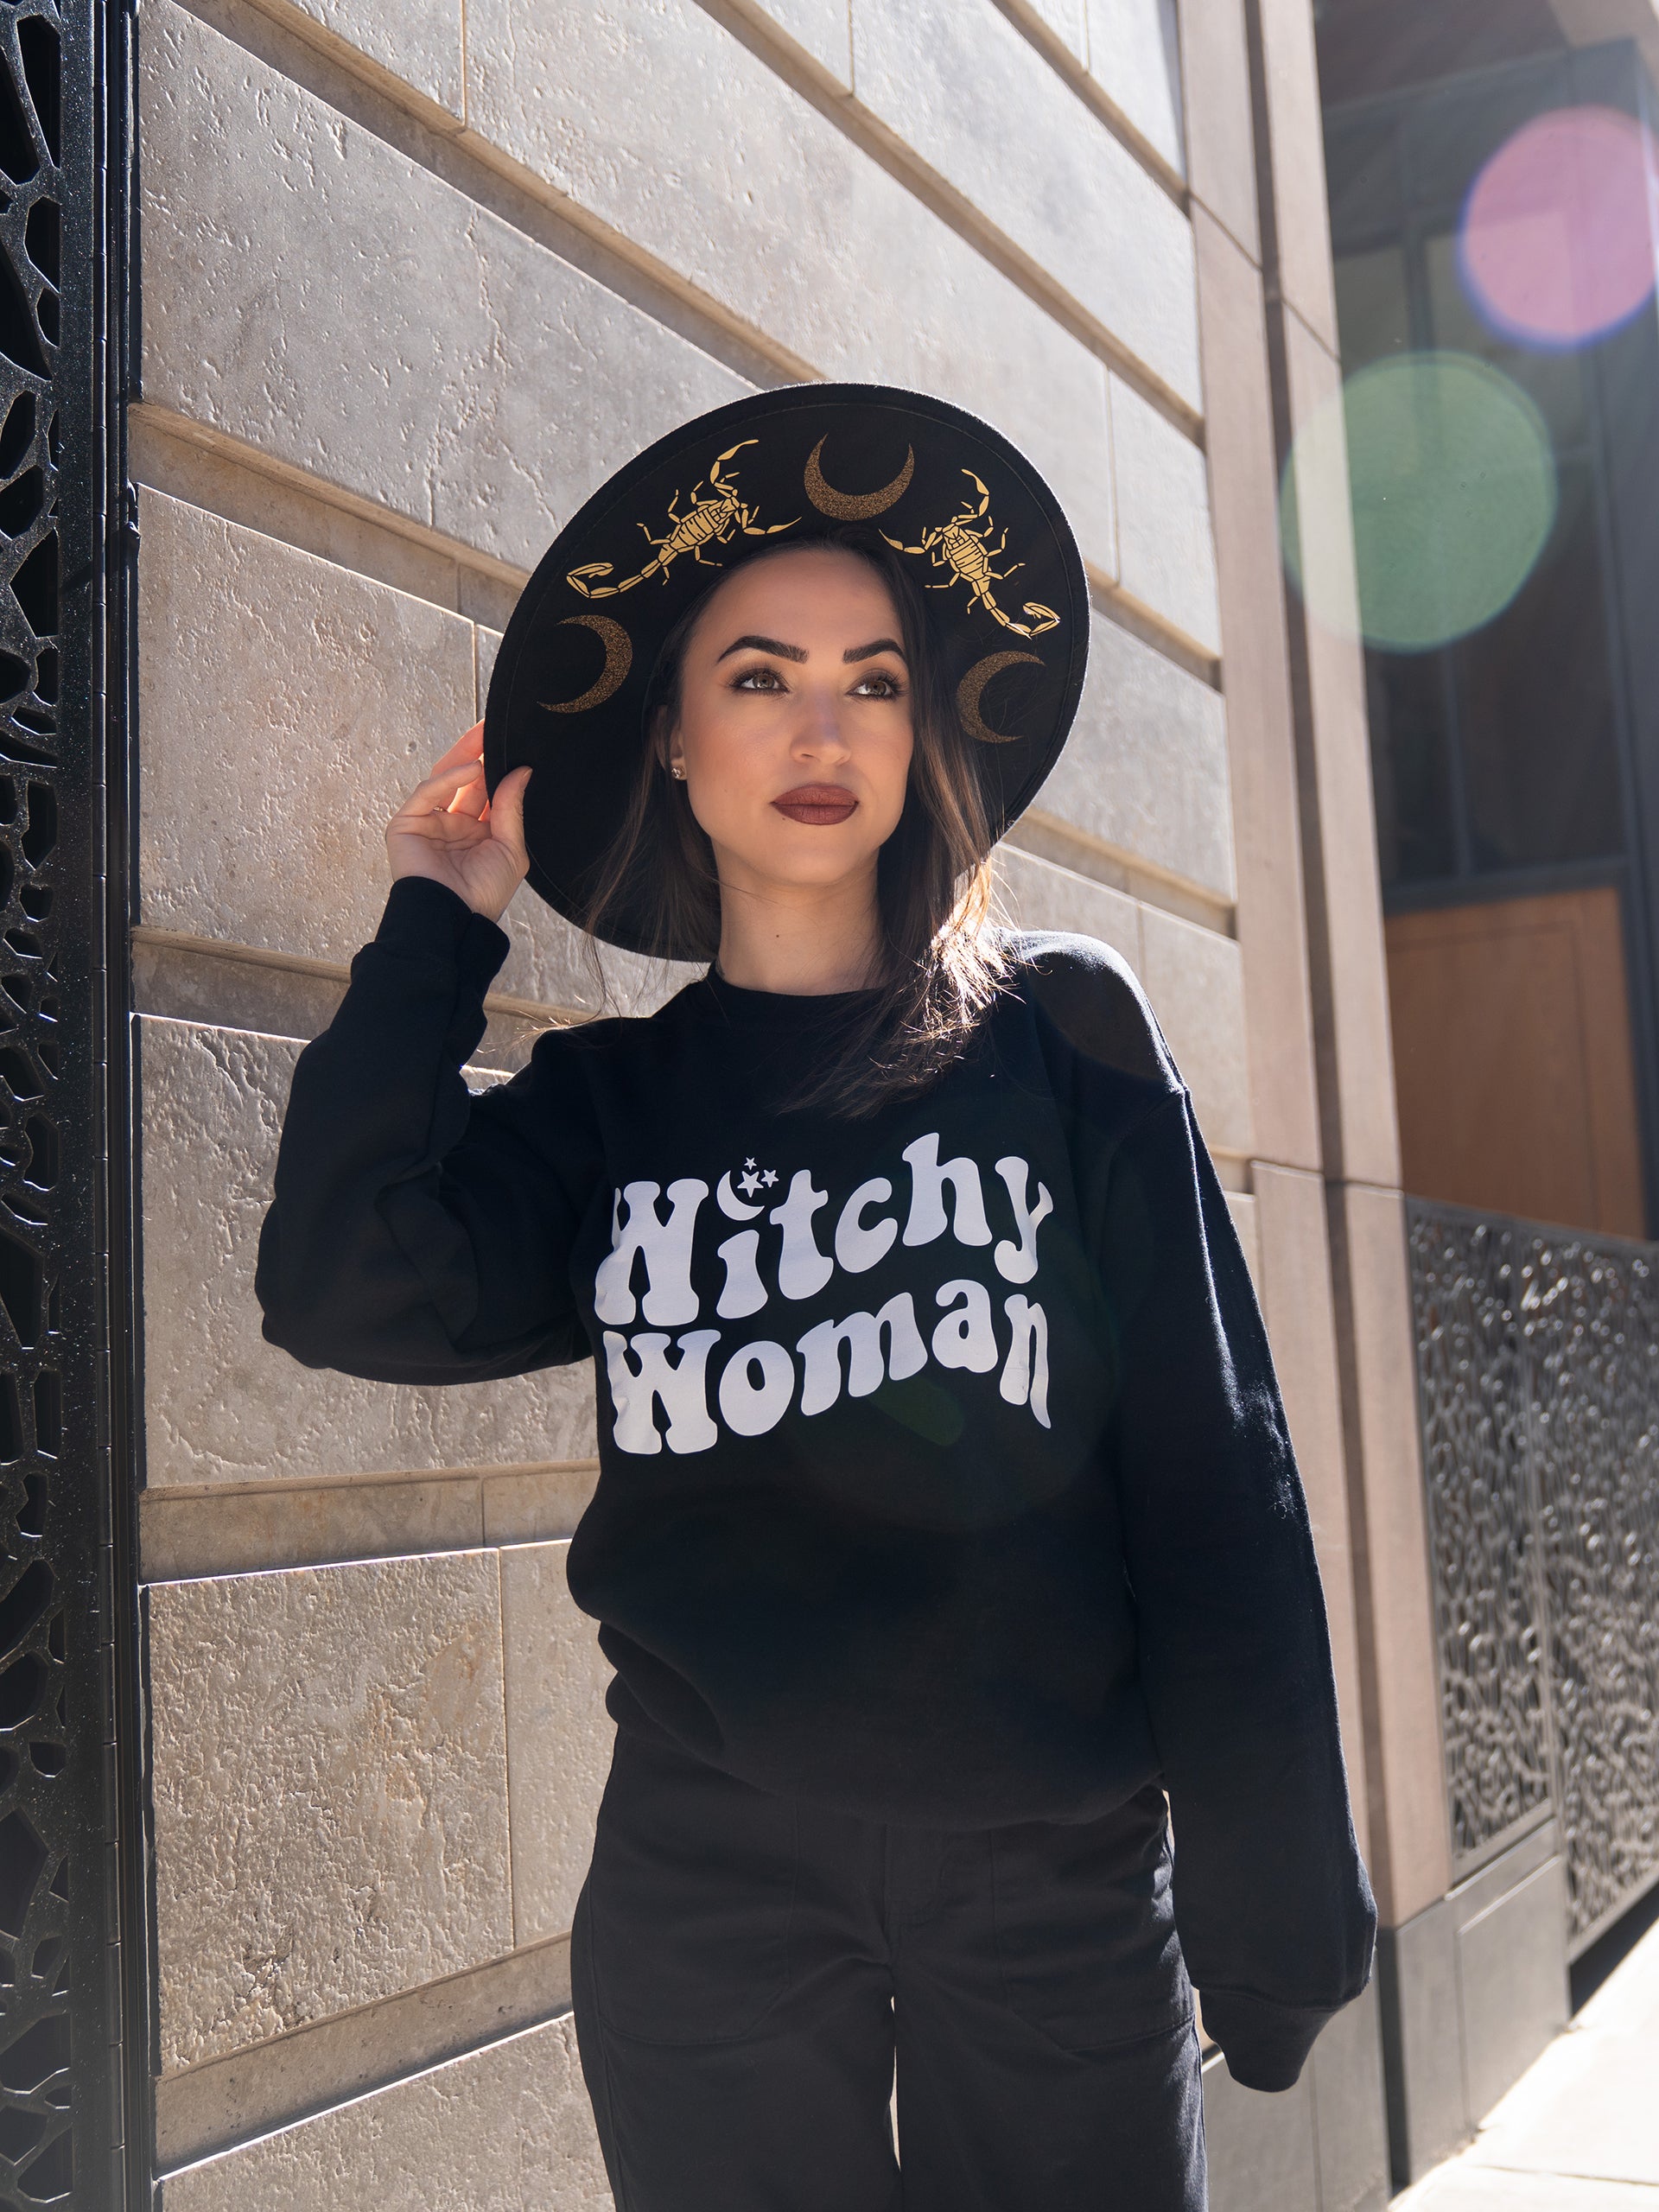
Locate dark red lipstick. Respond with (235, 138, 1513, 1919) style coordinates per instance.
(772, 785, 858, 826)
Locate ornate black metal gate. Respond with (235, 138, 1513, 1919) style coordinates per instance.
(0, 1, 138, 2206)
(1408, 1199, 1659, 1952)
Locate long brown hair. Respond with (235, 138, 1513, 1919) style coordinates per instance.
(582, 525, 1008, 1118)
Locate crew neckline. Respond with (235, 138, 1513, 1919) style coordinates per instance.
(699, 966, 882, 1028)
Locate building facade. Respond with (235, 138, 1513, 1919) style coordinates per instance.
(8, 0, 1655, 2205)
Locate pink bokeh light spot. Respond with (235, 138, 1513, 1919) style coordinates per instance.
(1460, 105, 1658, 349)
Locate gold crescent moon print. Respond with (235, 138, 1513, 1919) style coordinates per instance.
(541, 614, 633, 714)
(804, 436, 916, 519)
(957, 652, 1043, 744)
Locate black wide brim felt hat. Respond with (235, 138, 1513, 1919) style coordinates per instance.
(483, 382, 1089, 957)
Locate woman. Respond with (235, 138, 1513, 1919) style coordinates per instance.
(258, 385, 1375, 2212)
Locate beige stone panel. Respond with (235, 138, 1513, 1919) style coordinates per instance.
(740, 0, 854, 80)
(133, 936, 353, 1052)
(1109, 376, 1222, 653)
(1137, 906, 1251, 1159)
(1279, 317, 1401, 1189)
(457, 565, 521, 633)
(156, 1936, 573, 2172)
(1254, 0, 1339, 353)
(139, 1017, 599, 1489)
(849, 0, 1201, 407)
(492, 921, 696, 1026)
(483, 1465, 601, 1544)
(1331, 1182, 1451, 1925)
(474, 623, 503, 715)
(1003, 813, 1231, 935)
(159, 2013, 611, 2210)
(148, 1551, 512, 2073)
(130, 403, 469, 615)
(460, 0, 1117, 569)
(1180, 0, 1259, 259)
(137, 490, 690, 1019)
(254, 0, 465, 118)
(993, 843, 1142, 972)
(139, 1476, 485, 1582)
(133, 934, 552, 1072)
(1011, 0, 1089, 60)
(1038, 611, 1235, 901)
(500, 1541, 616, 1946)
(1084, 0, 1185, 175)
(1193, 207, 1321, 1175)
(1224, 1189, 1260, 1294)
(1252, 1165, 1370, 1859)
(137, 488, 474, 949)
(139, 2, 748, 577)
(1553, 0, 1659, 90)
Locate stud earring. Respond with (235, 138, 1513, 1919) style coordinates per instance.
(671, 763, 687, 780)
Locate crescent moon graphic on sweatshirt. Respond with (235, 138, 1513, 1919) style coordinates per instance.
(804, 436, 916, 519)
(541, 614, 632, 714)
(717, 1172, 764, 1221)
(957, 651, 1042, 745)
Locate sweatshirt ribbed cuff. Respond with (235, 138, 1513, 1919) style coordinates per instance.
(373, 875, 512, 990)
(1200, 1986, 1341, 2094)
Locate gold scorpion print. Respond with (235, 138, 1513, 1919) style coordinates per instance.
(567, 442, 796, 599)
(884, 471, 1059, 639)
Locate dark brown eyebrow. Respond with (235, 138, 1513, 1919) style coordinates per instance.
(843, 637, 906, 663)
(715, 633, 807, 664)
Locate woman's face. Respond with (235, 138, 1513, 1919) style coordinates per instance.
(667, 547, 914, 899)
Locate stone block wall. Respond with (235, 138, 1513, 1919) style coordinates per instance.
(130, 0, 1378, 2200)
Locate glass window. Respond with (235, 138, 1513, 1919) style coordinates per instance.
(1331, 65, 1633, 903)
(1452, 458, 1624, 870)
(1368, 650, 1457, 886)
(1334, 245, 1412, 373)
(1423, 228, 1589, 448)
(1407, 72, 1558, 211)
(1324, 110, 1402, 244)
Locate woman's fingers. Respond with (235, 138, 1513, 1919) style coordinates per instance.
(383, 730, 526, 921)
(425, 720, 486, 776)
(448, 763, 492, 821)
(391, 724, 487, 823)
(486, 765, 532, 871)
(385, 735, 527, 922)
(391, 756, 485, 827)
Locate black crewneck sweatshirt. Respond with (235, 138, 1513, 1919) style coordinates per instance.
(256, 874, 1376, 2091)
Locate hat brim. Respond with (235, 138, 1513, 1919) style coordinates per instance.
(484, 382, 1088, 957)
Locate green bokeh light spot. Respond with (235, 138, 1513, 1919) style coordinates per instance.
(874, 1375, 965, 1447)
(1281, 352, 1558, 652)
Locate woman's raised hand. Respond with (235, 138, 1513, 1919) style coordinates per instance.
(386, 723, 531, 924)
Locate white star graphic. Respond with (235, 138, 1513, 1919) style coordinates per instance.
(760, 1168, 778, 1188)
(739, 1170, 762, 1198)
(744, 1157, 757, 1173)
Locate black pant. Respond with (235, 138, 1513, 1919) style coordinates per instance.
(570, 1726, 1206, 2211)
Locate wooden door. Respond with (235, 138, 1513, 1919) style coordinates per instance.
(1385, 885, 1646, 1236)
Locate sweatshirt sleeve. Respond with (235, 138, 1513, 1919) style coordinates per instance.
(1015, 928, 1376, 2094)
(1098, 1084, 1376, 2091)
(255, 874, 598, 1384)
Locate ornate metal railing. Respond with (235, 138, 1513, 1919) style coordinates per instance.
(1408, 1199, 1659, 1955)
(0, 1, 135, 2204)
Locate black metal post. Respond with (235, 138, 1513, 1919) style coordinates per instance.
(0, 1, 141, 2204)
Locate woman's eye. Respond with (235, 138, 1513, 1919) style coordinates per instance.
(853, 672, 903, 699)
(733, 665, 785, 692)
